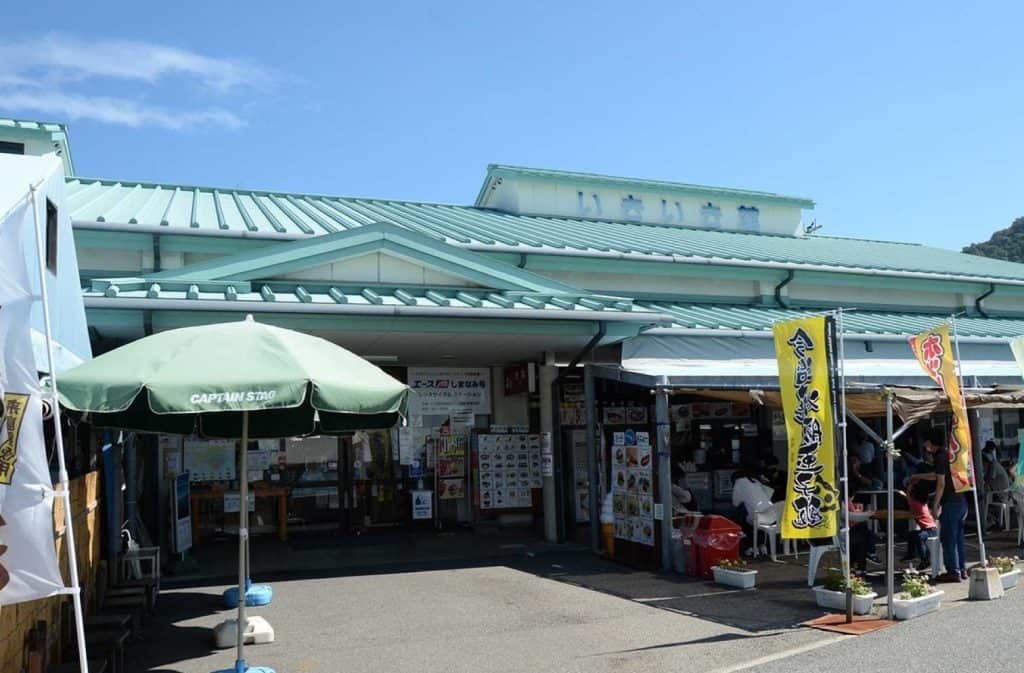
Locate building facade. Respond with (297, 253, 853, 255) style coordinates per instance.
(5, 117, 1024, 566)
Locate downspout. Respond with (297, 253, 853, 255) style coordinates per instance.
(550, 321, 607, 542)
(774, 269, 795, 308)
(517, 253, 528, 269)
(975, 283, 996, 318)
(152, 234, 162, 273)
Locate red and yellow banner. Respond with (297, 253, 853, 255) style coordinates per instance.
(774, 316, 840, 539)
(908, 324, 973, 492)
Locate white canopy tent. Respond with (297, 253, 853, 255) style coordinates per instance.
(622, 333, 1022, 387)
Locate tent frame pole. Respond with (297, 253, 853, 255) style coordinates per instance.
(885, 392, 895, 620)
(835, 310, 853, 622)
(30, 184, 90, 673)
(950, 317, 987, 566)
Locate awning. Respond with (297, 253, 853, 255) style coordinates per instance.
(621, 333, 1023, 387)
(669, 386, 1024, 426)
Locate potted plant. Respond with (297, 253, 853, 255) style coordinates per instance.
(711, 558, 757, 589)
(892, 569, 944, 620)
(991, 556, 1021, 591)
(813, 568, 877, 615)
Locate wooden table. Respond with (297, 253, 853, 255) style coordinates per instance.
(190, 487, 290, 544)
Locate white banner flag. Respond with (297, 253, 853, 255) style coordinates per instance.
(0, 194, 64, 604)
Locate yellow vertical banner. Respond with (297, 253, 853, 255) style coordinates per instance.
(908, 324, 973, 492)
(774, 315, 840, 539)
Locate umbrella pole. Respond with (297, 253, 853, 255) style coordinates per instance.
(236, 410, 249, 672)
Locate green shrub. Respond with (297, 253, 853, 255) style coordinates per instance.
(823, 568, 872, 595)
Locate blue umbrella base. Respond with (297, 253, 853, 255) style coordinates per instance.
(212, 662, 275, 673)
(223, 584, 273, 608)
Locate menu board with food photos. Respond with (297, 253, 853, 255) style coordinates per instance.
(611, 429, 655, 547)
(476, 433, 543, 509)
(437, 434, 468, 500)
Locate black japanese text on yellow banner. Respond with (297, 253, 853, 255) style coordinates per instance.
(774, 316, 840, 539)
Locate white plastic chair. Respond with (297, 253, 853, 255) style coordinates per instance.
(986, 489, 1011, 530)
(1012, 491, 1024, 546)
(807, 536, 840, 587)
(753, 501, 782, 561)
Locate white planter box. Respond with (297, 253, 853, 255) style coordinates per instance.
(892, 590, 944, 620)
(813, 586, 877, 615)
(712, 566, 757, 589)
(1000, 569, 1020, 591)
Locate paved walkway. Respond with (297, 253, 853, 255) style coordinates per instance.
(131, 528, 1021, 672)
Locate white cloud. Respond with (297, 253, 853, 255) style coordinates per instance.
(4, 90, 244, 131)
(0, 34, 275, 130)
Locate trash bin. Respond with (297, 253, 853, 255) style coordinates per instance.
(692, 515, 743, 579)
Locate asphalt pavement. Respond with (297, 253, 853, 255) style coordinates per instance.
(747, 588, 1024, 673)
(130, 552, 835, 673)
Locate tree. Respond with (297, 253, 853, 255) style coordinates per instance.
(963, 217, 1024, 262)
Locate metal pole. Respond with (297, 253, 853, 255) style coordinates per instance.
(885, 392, 895, 621)
(30, 185, 89, 673)
(655, 383, 672, 571)
(950, 317, 987, 565)
(837, 312, 850, 577)
(236, 410, 249, 671)
(584, 366, 600, 553)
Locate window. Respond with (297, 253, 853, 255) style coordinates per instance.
(46, 198, 58, 273)
(0, 140, 24, 155)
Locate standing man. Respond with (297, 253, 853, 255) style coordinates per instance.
(910, 427, 968, 582)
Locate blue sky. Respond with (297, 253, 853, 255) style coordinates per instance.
(3, 2, 1021, 251)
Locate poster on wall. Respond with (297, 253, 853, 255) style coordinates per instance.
(611, 429, 654, 547)
(407, 367, 491, 417)
(183, 438, 236, 482)
(476, 433, 544, 509)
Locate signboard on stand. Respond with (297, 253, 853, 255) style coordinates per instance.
(411, 490, 433, 520)
(172, 472, 193, 553)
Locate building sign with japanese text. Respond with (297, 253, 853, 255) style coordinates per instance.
(407, 368, 491, 417)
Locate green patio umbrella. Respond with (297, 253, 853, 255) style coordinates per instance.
(57, 316, 408, 673)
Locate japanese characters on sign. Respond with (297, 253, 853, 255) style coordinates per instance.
(407, 368, 491, 417)
(774, 316, 840, 539)
(909, 325, 973, 493)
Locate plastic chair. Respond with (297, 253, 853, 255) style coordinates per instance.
(1012, 491, 1024, 546)
(986, 490, 1011, 530)
(807, 536, 840, 587)
(753, 501, 782, 561)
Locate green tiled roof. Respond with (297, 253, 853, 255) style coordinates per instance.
(645, 302, 1024, 339)
(66, 176, 1024, 283)
(478, 164, 815, 208)
(83, 278, 655, 320)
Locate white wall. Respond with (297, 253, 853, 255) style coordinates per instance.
(280, 252, 478, 286)
(485, 175, 805, 236)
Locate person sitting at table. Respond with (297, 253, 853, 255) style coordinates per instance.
(898, 480, 938, 570)
(731, 468, 773, 557)
(847, 500, 881, 571)
(983, 442, 1011, 529)
(848, 454, 881, 497)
